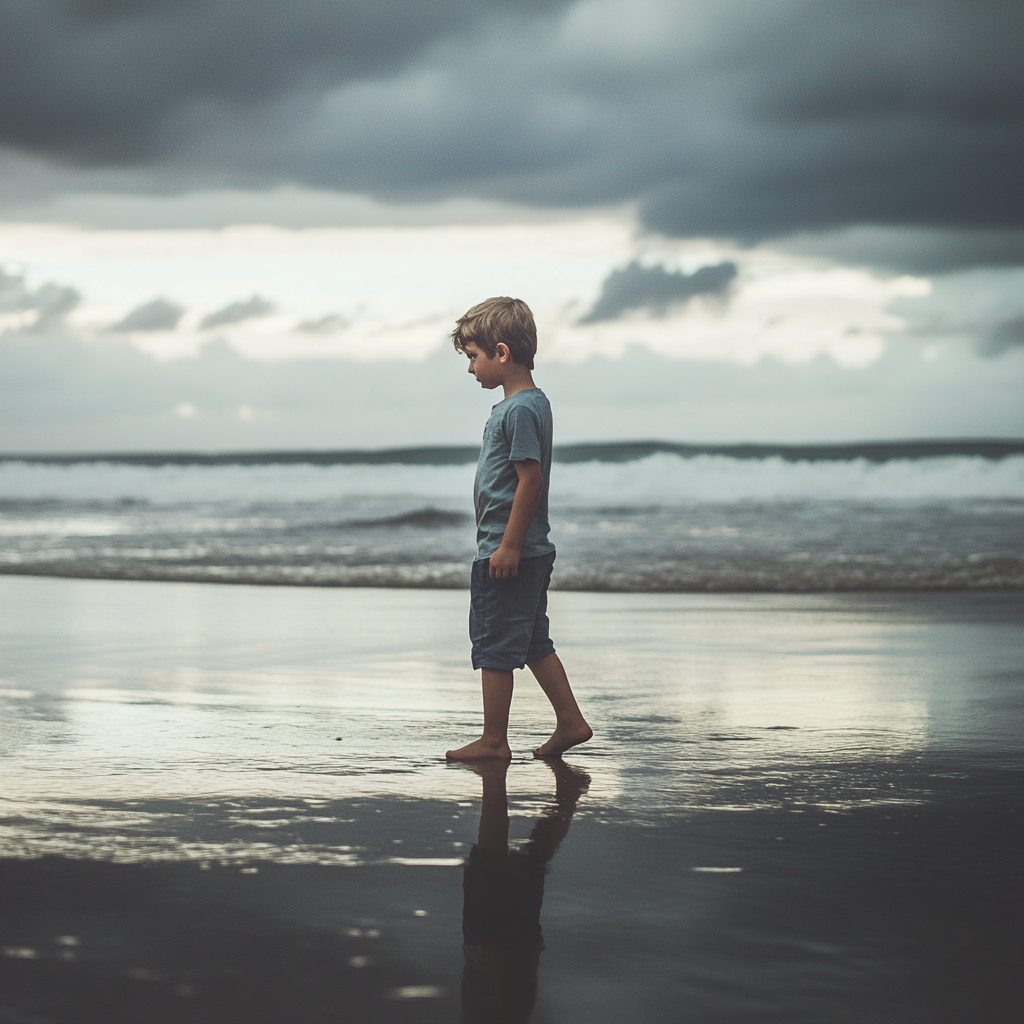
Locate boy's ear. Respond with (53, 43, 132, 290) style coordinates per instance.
(495, 342, 510, 362)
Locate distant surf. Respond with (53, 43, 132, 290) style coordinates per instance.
(6, 438, 1024, 467)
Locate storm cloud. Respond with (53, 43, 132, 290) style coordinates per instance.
(579, 261, 737, 324)
(979, 315, 1024, 357)
(1, 2, 1022, 266)
(199, 295, 275, 329)
(297, 315, 347, 334)
(0, 267, 80, 332)
(0, 0, 569, 163)
(108, 298, 184, 332)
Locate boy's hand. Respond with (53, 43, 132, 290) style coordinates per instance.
(489, 543, 521, 580)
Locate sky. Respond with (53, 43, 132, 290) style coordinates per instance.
(1, 0, 1022, 451)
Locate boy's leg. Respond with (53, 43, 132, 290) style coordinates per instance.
(450, 555, 547, 760)
(449, 557, 517, 760)
(446, 669, 514, 761)
(527, 653, 592, 758)
(521, 555, 592, 757)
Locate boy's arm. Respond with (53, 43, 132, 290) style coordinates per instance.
(489, 459, 543, 580)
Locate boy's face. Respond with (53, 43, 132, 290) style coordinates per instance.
(463, 340, 506, 390)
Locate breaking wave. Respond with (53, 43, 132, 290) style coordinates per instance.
(1, 452, 1022, 505)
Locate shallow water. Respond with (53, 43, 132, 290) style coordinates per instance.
(1, 578, 1022, 1022)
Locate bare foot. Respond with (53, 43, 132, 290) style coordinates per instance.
(445, 737, 513, 761)
(532, 720, 593, 758)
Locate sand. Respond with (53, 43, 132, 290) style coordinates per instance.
(1, 576, 1022, 1022)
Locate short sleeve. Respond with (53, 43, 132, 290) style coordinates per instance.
(505, 404, 543, 463)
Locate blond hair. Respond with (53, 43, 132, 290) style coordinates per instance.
(451, 296, 537, 369)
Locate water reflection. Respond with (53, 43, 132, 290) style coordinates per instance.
(460, 759, 590, 1024)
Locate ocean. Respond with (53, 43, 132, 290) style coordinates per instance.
(1, 440, 1022, 591)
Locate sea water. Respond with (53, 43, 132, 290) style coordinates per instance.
(1, 443, 1022, 590)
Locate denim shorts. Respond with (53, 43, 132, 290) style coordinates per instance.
(470, 551, 557, 671)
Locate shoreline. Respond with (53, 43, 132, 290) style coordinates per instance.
(3, 566, 1023, 592)
(3, 576, 1021, 1020)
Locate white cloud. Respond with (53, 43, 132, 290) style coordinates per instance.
(548, 260, 930, 367)
(2, 213, 1021, 454)
(0, 218, 936, 368)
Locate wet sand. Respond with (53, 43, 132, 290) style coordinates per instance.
(1, 577, 1022, 1022)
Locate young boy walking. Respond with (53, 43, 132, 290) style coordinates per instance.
(446, 297, 592, 761)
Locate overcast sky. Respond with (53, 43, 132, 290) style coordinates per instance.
(1, 0, 1022, 451)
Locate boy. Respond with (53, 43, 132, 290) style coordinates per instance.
(446, 297, 592, 761)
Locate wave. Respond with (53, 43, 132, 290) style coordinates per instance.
(1, 453, 1022, 504)
(3, 558, 1020, 591)
(556, 439, 1024, 464)
(4, 438, 1023, 468)
(555, 453, 1024, 503)
(0, 461, 477, 504)
(340, 507, 470, 529)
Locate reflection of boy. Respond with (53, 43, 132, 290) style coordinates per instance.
(446, 297, 592, 762)
(461, 760, 590, 1024)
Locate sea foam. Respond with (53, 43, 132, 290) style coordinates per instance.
(1, 453, 1022, 505)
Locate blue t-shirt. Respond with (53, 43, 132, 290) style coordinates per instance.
(474, 388, 555, 560)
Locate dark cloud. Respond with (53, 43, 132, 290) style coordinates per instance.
(774, 226, 1024, 275)
(0, 267, 80, 331)
(978, 315, 1024, 357)
(108, 297, 183, 332)
(579, 261, 737, 325)
(0, 0, 568, 163)
(0, 2, 1022, 268)
(296, 314, 347, 334)
(199, 295, 275, 329)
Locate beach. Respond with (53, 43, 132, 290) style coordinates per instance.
(2, 576, 1021, 1022)
(4, 3, 1023, 1020)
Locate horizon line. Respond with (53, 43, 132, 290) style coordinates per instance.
(3, 438, 1023, 467)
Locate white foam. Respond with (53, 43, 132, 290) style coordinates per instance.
(0, 460, 476, 504)
(555, 453, 1024, 503)
(385, 857, 465, 866)
(387, 986, 445, 1000)
(0, 453, 1021, 505)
